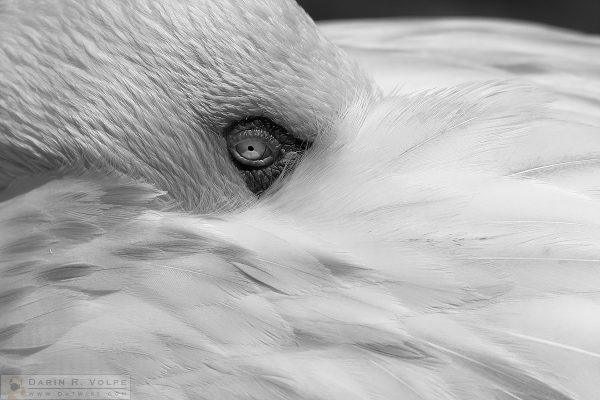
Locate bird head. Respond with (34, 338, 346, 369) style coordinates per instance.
(1, 0, 375, 211)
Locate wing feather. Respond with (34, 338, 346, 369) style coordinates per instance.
(2, 20, 600, 400)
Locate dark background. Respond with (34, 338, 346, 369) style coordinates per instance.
(297, 0, 600, 34)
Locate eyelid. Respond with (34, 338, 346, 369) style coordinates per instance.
(225, 117, 310, 195)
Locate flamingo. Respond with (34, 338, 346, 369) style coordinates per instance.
(1, 0, 599, 399)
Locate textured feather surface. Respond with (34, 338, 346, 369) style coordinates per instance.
(319, 19, 600, 126)
(2, 9, 600, 400)
(0, 0, 600, 400)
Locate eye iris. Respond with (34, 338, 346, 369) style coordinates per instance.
(235, 139, 267, 161)
(227, 129, 280, 167)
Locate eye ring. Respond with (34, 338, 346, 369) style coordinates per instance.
(227, 128, 281, 168)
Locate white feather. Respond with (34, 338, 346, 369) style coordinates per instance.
(2, 4, 600, 400)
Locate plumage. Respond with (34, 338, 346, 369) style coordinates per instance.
(1, 1, 600, 399)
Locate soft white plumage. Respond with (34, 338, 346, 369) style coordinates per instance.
(1, 1, 600, 399)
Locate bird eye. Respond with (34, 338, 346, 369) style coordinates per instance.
(227, 129, 281, 167)
(225, 117, 311, 195)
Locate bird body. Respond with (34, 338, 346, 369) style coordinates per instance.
(320, 18, 600, 125)
(1, 1, 600, 399)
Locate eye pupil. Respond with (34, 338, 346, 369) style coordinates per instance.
(247, 146, 254, 151)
